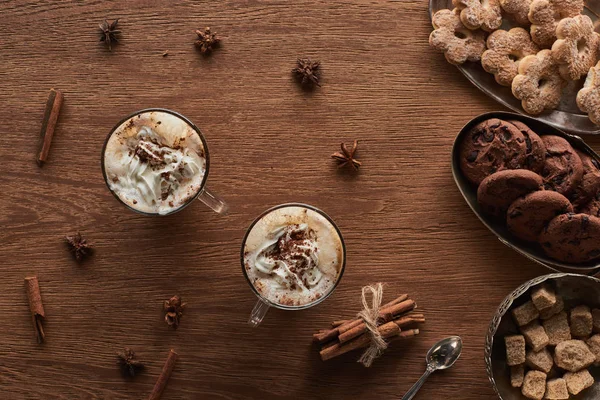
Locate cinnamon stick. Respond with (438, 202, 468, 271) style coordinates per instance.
(337, 297, 413, 334)
(314, 295, 412, 344)
(394, 315, 425, 329)
(321, 321, 406, 361)
(149, 349, 178, 400)
(24, 276, 45, 343)
(331, 320, 348, 328)
(313, 328, 340, 343)
(338, 299, 416, 344)
(380, 293, 408, 309)
(393, 329, 420, 340)
(37, 88, 63, 166)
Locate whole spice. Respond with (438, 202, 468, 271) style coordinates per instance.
(331, 140, 362, 170)
(149, 349, 178, 400)
(164, 295, 186, 329)
(37, 88, 64, 166)
(117, 348, 144, 378)
(65, 233, 93, 262)
(292, 58, 321, 87)
(194, 27, 220, 54)
(313, 285, 424, 366)
(99, 19, 121, 51)
(24, 276, 46, 344)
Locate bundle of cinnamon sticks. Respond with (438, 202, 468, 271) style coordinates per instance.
(314, 294, 425, 361)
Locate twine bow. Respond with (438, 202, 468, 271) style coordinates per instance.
(356, 283, 387, 367)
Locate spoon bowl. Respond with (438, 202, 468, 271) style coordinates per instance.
(426, 336, 462, 371)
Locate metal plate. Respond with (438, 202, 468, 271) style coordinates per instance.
(485, 273, 600, 399)
(451, 111, 600, 273)
(429, 0, 600, 135)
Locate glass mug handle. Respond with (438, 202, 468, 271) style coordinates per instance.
(248, 298, 270, 327)
(197, 186, 228, 214)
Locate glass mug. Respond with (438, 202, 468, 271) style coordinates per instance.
(241, 203, 346, 327)
(101, 108, 227, 216)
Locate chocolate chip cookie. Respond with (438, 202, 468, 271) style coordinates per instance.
(460, 119, 527, 185)
(571, 150, 600, 208)
(477, 169, 543, 217)
(507, 120, 546, 173)
(507, 191, 573, 242)
(540, 136, 583, 196)
(579, 192, 600, 217)
(539, 213, 600, 263)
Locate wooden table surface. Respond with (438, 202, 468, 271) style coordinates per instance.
(3, 1, 600, 399)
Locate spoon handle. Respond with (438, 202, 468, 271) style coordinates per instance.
(401, 365, 435, 400)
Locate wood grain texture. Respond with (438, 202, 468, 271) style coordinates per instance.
(2, 0, 600, 399)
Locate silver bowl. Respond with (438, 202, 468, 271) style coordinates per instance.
(452, 111, 600, 274)
(485, 273, 600, 399)
(429, 0, 600, 135)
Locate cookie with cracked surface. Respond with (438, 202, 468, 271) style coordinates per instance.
(459, 118, 528, 185)
(579, 192, 600, 217)
(507, 190, 573, 242)
(507, 120, 546, 173)
(477, 169, 543, 217)
(429, 8, 487, 65)
(540, 135, 583, 196)
(512, 50, 567, 115)
(482, 28, 540, 86)
(571, 150, 600, 208)
(540, 213, 600, 263)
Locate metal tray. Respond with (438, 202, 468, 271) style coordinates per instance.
(429, 0, 600, 135)
(485, 273, 600, 399)
(451, 111, 600, 274)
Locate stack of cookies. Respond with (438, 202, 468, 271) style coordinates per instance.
(429, 0, 600, 125)
(505, 284, 600, 399)
(459, 117, 600, 263)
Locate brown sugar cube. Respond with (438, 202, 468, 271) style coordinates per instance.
(591, 308, 600, 333)
(527, 348, 554, 373)
(522, 370, 547, 400)
(554, 340, 595, 372)
(540, 296, 565, 320)
(544, 378, 569, 399)
(506, 335, 526, 366)
(543, 311, 571, 346)
(531, 284, 556, 311)
(585, 334, 600, 366)
(570, 305, 593, 338)
(511, 364, 525, 388)
(513, 301, 540, 326)
(521, 322, 550, 352)
(564, 369, 594, 395)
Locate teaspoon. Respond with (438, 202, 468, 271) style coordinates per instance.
(401, 336, 463, 400)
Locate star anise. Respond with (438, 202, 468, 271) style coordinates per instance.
(99, 19, 121, 51)
(117, 348, 144, 378)
(194, 27, 220, 54)
(292, 58, 321, 87)
(65, 233, 93, 262)
(331, 140, 362, 170)
(164, 295, 186, 329)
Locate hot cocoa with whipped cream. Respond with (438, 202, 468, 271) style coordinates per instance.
(243, 205, 344, 307)
(103, 111, 206, 215)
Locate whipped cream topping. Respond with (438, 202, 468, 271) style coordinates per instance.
(104, 111, 206, 214)
(254, 224, 323, 291)
(244, 206, 344, 307)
